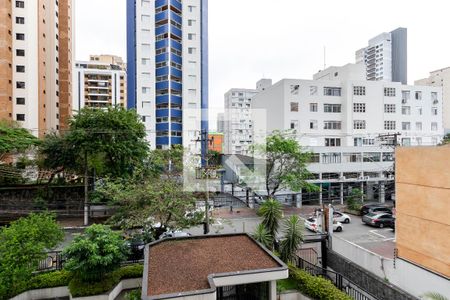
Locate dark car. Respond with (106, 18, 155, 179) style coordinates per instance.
(368, 206, 392, 215)
(362, 212, 394, 228)
(360, 204, 391, 215)
(388, 218, 395, 231)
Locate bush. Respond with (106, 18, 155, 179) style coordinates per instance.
(290, 266, 352, 300)
(28, 270, 72, 290)
(125, 289, 141, 300)
(116, 264, 144, 279)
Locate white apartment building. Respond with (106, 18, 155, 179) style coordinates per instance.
(127, 0, 209, 151)
(416, 67, 450, 133)
(73, 58, 127, 111)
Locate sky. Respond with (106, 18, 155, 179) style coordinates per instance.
(75, 0, 450, 129)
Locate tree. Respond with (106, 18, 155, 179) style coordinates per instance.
(280, 215, 303, 263)
(63, 224, 129, 283)
(255, 131, 317, 197)
(346, 188, 364, 211)
(0, 213, 64, 299)
(257, 198, 283, 249)
(0, 121, 38, 161)
(422, 292, 449, 300)
(440, 133, 450, 146)
(252, 223, 273, 249)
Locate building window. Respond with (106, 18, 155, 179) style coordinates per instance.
(16, 1, 25, 8)
(384, 121, 396, 130)
(324, 121, 341, 130)
(322, 153, 341, 164)
(431, 107, 438, 115)
(16, 33, 25, 40)
(290, 85, 300, 95)
(363, 152, 381, 162)
(402, 122, 411, 131)
(416, 107, 423, 115)
(310, 86, 318, 96)
(323, 87, 341, 96)
(344, 153, 362, 163)
(353, 120, 366, 130)
(415, 91, 422, 100)
(431, 92, 438, 104)
(187, 19, 195, 26)
(415, 122, 422, 131)
(384, 104, 396, 113)
(188, 47, 196, 54)
(402, 138, 411, 146)
(290, 120, 298, 130)
(325, 138, 341, 147)
(16, 49, 25, 56)
(402, 90, 410, 103)
(16, 81, 25, 89)
(309, 153, 320, 163)
(401, 106, 411, 115)
(416, 137, 422, 145)
(188, 5, 195, 12)
(384, 87, 396, 97)
(16, 17, 25, 24)
(290, 102, 299, 112)
(16, 97, 25, 105)
(353, 86, 366, 96)
(353, 103, 366, 113)
(431, 122, 438, 131)
(188, 33, 196, 40)
(309, 103, 318, 112)
(309, 120, 318, 130)
(324, 104, 341, 113)
(16, 114, 25, 121)
(16, 65, 25, 72)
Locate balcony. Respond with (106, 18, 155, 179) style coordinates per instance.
(171, 40, 182, 51)
(171, 109, 182, 118)
(171, 137, 182, 145)
(156, 66, 169, 77)
(155, 0, 167, 8)
(170, 11, 182, 25)
(155, 53, 169, 63)
(156, 81, 169, 90)
(171, 123, 182, 131)
(155, 11, 168, 23)
(156, 39, 168, 50)
(156, 94, 182, 106)
(156, 109, 169, 118)
(170, 0, 182, 12)
(171, 53, 182, 65)
(156, 137, 169, 146)
(171, 81, 182, 91)
(172, 26, 182, 39)
(155, 24, 169, 36)
(171, 67, 182, 78)
(156, 123, 169, 131)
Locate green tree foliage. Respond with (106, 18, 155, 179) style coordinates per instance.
(422, 292, 449, 300)
(255, 131, 317, 197)
(0, 213, 64, 299)
(63, 224, 129, 283)
(440, 133, 450, 146)
(346, 188, 364, 211)
(252, 223, 273, 249)
(258, 198, 283, 240)
(280, 215, 303, 263)
(0, 121, 38, 160)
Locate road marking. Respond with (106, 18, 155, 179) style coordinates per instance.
(369, 230, 386, 238)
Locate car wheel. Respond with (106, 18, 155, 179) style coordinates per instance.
(344, 218, 350, 224)
(335, 227, 342, 232)
(379, 223, 384, 228)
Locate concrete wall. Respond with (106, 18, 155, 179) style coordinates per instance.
(396, 146, 450, 277)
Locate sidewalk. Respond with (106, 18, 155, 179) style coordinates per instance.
(213, 205, 327, 219)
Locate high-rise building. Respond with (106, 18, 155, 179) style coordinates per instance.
(0, 0, 74, 137)
(127, 0, 209, 151)
(216, 112, 224, 133)
(356, 27, 407, 84)
(416, 67, 450, 133)
(89, 54, 126, 70)
(73, 57, 127, 111)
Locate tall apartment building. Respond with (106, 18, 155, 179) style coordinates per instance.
(416, 67, 450, 133)
(127, 0, 209, 151)
(0, 0, 73, 137)
(216, 112, 224, 133)
(356, 27, 407, 84)
(73, 57, 127, 111)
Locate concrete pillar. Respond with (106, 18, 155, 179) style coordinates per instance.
(340, 183, 344, 205)
(269, 280, 276, 300)
(379, 181, 386, 204)
(296, 189, 302, 208)
(319, 183, 323, 205)
(360, 181, 364, 202)
(367, 182, 374, 201)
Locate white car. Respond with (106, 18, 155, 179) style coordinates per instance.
(333, 211, 351, 224)
(304, 217, 343, 233)
(159, 230, 191, 240)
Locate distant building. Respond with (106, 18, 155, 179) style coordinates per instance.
(208, 132, 223, 153)
(396, 145, 450, 278)
(73, 58, 127, 110)
(216, 112, 224, 133)
(355, 28, 407, 84)
(89, 54, 126, 70)
(416, 67, 450, 133)
(142, 234, 288, 300)
(313, 63, 365, 81)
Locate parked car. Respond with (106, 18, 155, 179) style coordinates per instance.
(367, 206, 392, 215)
(333, 211, 351, 223)
(159, 230, 191, 240)
(362, 212, 394, 228)
(388, 218, 395, 231)
(360, 203, 391, 215)
(304, 217, 343, 232)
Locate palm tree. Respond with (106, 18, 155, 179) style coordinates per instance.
(422, 292, 448, 300)
(258, 198, 283, 240)
(252, 223, 273, 249)
(280, 215, 303, 263)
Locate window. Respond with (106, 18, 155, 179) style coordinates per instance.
(310, 86, 318, 96)
(431, 122, 438, 131)
(16, 1, 25, 8)
(16, 97, 25, 105)
(353, 86, 366, 96)
(188, 47, 196, 54)
(384, 104, 396, 113)
(415, 91, 422, 100)
(16, 81, 25, 89)
(309, 120, 318, 130)
(188, 33, 196, 40)
(290, 120, 298, 130)
(290, 85, 300, 95)
(363, 153, 381, 162)
(16, 49, 25, 56)
(411, 122, 422, 132)
(431, 92, 438, 104)
(384, 121, 396, 130)
(16, 114, 25, 121)
(290, 102, 299, 112)
(309, 153, 320, 163)
(16, 33, 25, 40)
(401, 106, 411, 115)
(324, 104, 341, 113)
(325, 138, 341, 147)
(353, 120, 366, 130)
(323, 87, 341, 96)
(16, 65, 25, 72)
(402, 90, 410, 103)
(432, 107, 438, 115)
(344, 153, 362, 163)
(16, 17, 25, 24)
(187, 19, 196, 26)
(353, 103, 366, 113)
(188, 5, 195, 12)
(416, 107, 423, 115)
(402, 122, 411, 131)
(309, 103, 318, 112)
(324, 121, 341, 130)
(322, 153, 341, 164)
(402, 138, 411, 146)
(384, 87, 396, 97)
(416, 138, 422, 146)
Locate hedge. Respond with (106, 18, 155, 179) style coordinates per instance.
(289, 266, 352, 300)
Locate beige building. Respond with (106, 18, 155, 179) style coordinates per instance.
(396, 145, 450, 278)
(73, 56, 127, 110)
(416, 68, 450, 133)
(0, 0, 74, 137)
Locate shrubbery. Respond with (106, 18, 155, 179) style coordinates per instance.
(28, 270, 72, 290)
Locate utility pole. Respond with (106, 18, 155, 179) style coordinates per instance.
(84, 151, 89, 226)
(377, 132, 401, 203)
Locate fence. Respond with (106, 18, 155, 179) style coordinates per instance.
(296, 256, 377, 300)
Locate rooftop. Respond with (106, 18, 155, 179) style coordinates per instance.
(146, 234, 284, 297)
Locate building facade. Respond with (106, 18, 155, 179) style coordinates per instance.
(208, 132, 223, 153)
(216, 112, 224, 133)
(416, 67, 450, 133)
(0, 0, 73, 137)
(355, 28, 407, 84)
(73, 57, 127, 111)
(127, 0, 209, 151)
